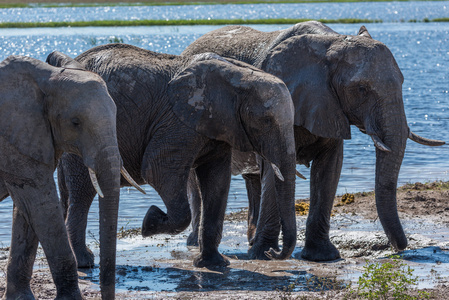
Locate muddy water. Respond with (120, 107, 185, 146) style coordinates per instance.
(66, 214, 448, 297)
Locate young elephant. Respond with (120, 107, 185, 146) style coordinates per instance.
(182, 21, 445, 261)
(47, 44, 297, 268)
(0, 55, 140, 299)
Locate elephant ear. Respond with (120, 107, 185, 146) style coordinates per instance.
(358, 26, 373, 39)
(0, 56, 55, 167)
(46, 51, 85, 70)
(167, 58, 253, 152)
(262, 35, 351, 139)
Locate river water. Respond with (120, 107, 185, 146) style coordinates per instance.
(0, 1, 448, 23)
(0, 12, 448, 246)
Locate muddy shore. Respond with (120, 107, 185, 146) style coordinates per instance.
(0, 181, 448, 299)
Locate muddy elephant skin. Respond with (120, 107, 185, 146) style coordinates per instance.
(182, 21, 444, 261)
(47, 44, 297, 268)
(0, 55, 122, 299)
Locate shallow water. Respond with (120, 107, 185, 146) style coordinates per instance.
(0, 22, 448, 246)
(0, 1, 448, 23)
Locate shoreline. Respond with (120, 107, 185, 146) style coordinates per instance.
(0, 0, 446, 9)
(0, 18, 447, 28)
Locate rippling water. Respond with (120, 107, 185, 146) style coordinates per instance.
(0, 22, 448, 246)
(0, 1, 448, 23)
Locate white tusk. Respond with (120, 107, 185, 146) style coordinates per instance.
(88, 168, 104, 198)
(271, 163, 284, 182)
(371, 135, 392, 152)
(296, 170, 306, 180)
(121, 167, 146, 195)
(409, 130, 445, 146)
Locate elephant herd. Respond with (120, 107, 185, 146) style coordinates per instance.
(0, 21, 444, 299)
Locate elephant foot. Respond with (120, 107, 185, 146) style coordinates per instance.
(74, 246, 95, 268)
(248, 240, 280, 260)
(193, 251, 230, 268)
(3, 288, 35, 300)
(142, 205, 190, 237)
(186, 231, 199, 247)
(300, 239, 341, 262)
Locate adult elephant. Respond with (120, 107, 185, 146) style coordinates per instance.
(0, 55, 140, 299)
(182, 21, 445, 261)
(47, 44, 297, 268)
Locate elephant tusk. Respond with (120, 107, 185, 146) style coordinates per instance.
(371, 135, 392, 152)
(296, 170, 306, 180)
(409, 130, 445, 146)
(88, 168, 104, 198)
(121, 167, 146, 194)
(271, 163, 284, 182)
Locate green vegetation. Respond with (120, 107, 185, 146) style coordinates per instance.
(350, 256, 431, 300)
(0, 18, 383, 28)
(0, 0, 447, 9)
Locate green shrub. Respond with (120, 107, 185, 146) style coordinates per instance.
(355, 255, 430, 300)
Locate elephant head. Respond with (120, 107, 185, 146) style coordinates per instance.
(167, 53, 297, 259)
(262, 27, 444, 251)
(0, 55, 141, 299)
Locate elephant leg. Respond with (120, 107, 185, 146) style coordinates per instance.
(186, 170, 201, 247)
(193, 146, 232, 268)
(6, 178, 82, 299)
(141, 130, 204, 237)
(242, 173, 261, 245)
(301, 138, 342, 261)
(4, 205, 38, 300)
(248, 158, 280, 259)
(59, 153, 97, 268)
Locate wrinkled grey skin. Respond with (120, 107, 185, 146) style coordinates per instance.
(0, 55, 121, 299)
(183, 21, 445, 261)
(47, 44, 297, 268)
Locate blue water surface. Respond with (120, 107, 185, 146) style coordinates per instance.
(0, 1, 448, 23)
(0, 22, 448, 246)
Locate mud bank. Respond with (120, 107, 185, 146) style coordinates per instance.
(0, 182, 448, 299)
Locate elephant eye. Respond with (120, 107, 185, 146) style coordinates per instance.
(71, 117, 81, 127)
(358, 85, 368, 94)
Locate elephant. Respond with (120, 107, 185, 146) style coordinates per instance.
(46, 43, 297, 268)
(182, 21, 445, 261)
(0, 55, 141, 299)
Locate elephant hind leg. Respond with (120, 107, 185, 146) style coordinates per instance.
(186, 170, 201, 247)
(242, 173, 262, 244)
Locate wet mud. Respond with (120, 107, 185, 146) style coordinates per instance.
(0, 182, 448, 299)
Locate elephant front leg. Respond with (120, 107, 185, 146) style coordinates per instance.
(301, 138, 343, 261)
(193, 148, 232, 268)
(59, 153, 97, 268)
(6, 179, 82, 299)
(247, 159, 281, 260)
(4, 205, 38, 300)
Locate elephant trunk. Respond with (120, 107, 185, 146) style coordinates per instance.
(372, 99, 408, 250)
(263, 137, 297, 260)
(93, 145, 121, 299)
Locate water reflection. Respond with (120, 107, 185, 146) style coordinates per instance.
(0, 1, 448, 23)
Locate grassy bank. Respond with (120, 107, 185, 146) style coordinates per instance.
(2, 17, 448, 28)
(0, 0, 446, 9)
(0, 18, 382, 28)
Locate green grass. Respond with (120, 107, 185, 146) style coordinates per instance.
(0, 0, 447, 9)
(2, 16, 448, 28)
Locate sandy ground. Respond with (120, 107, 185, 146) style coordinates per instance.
(0, 181, 448, 299)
